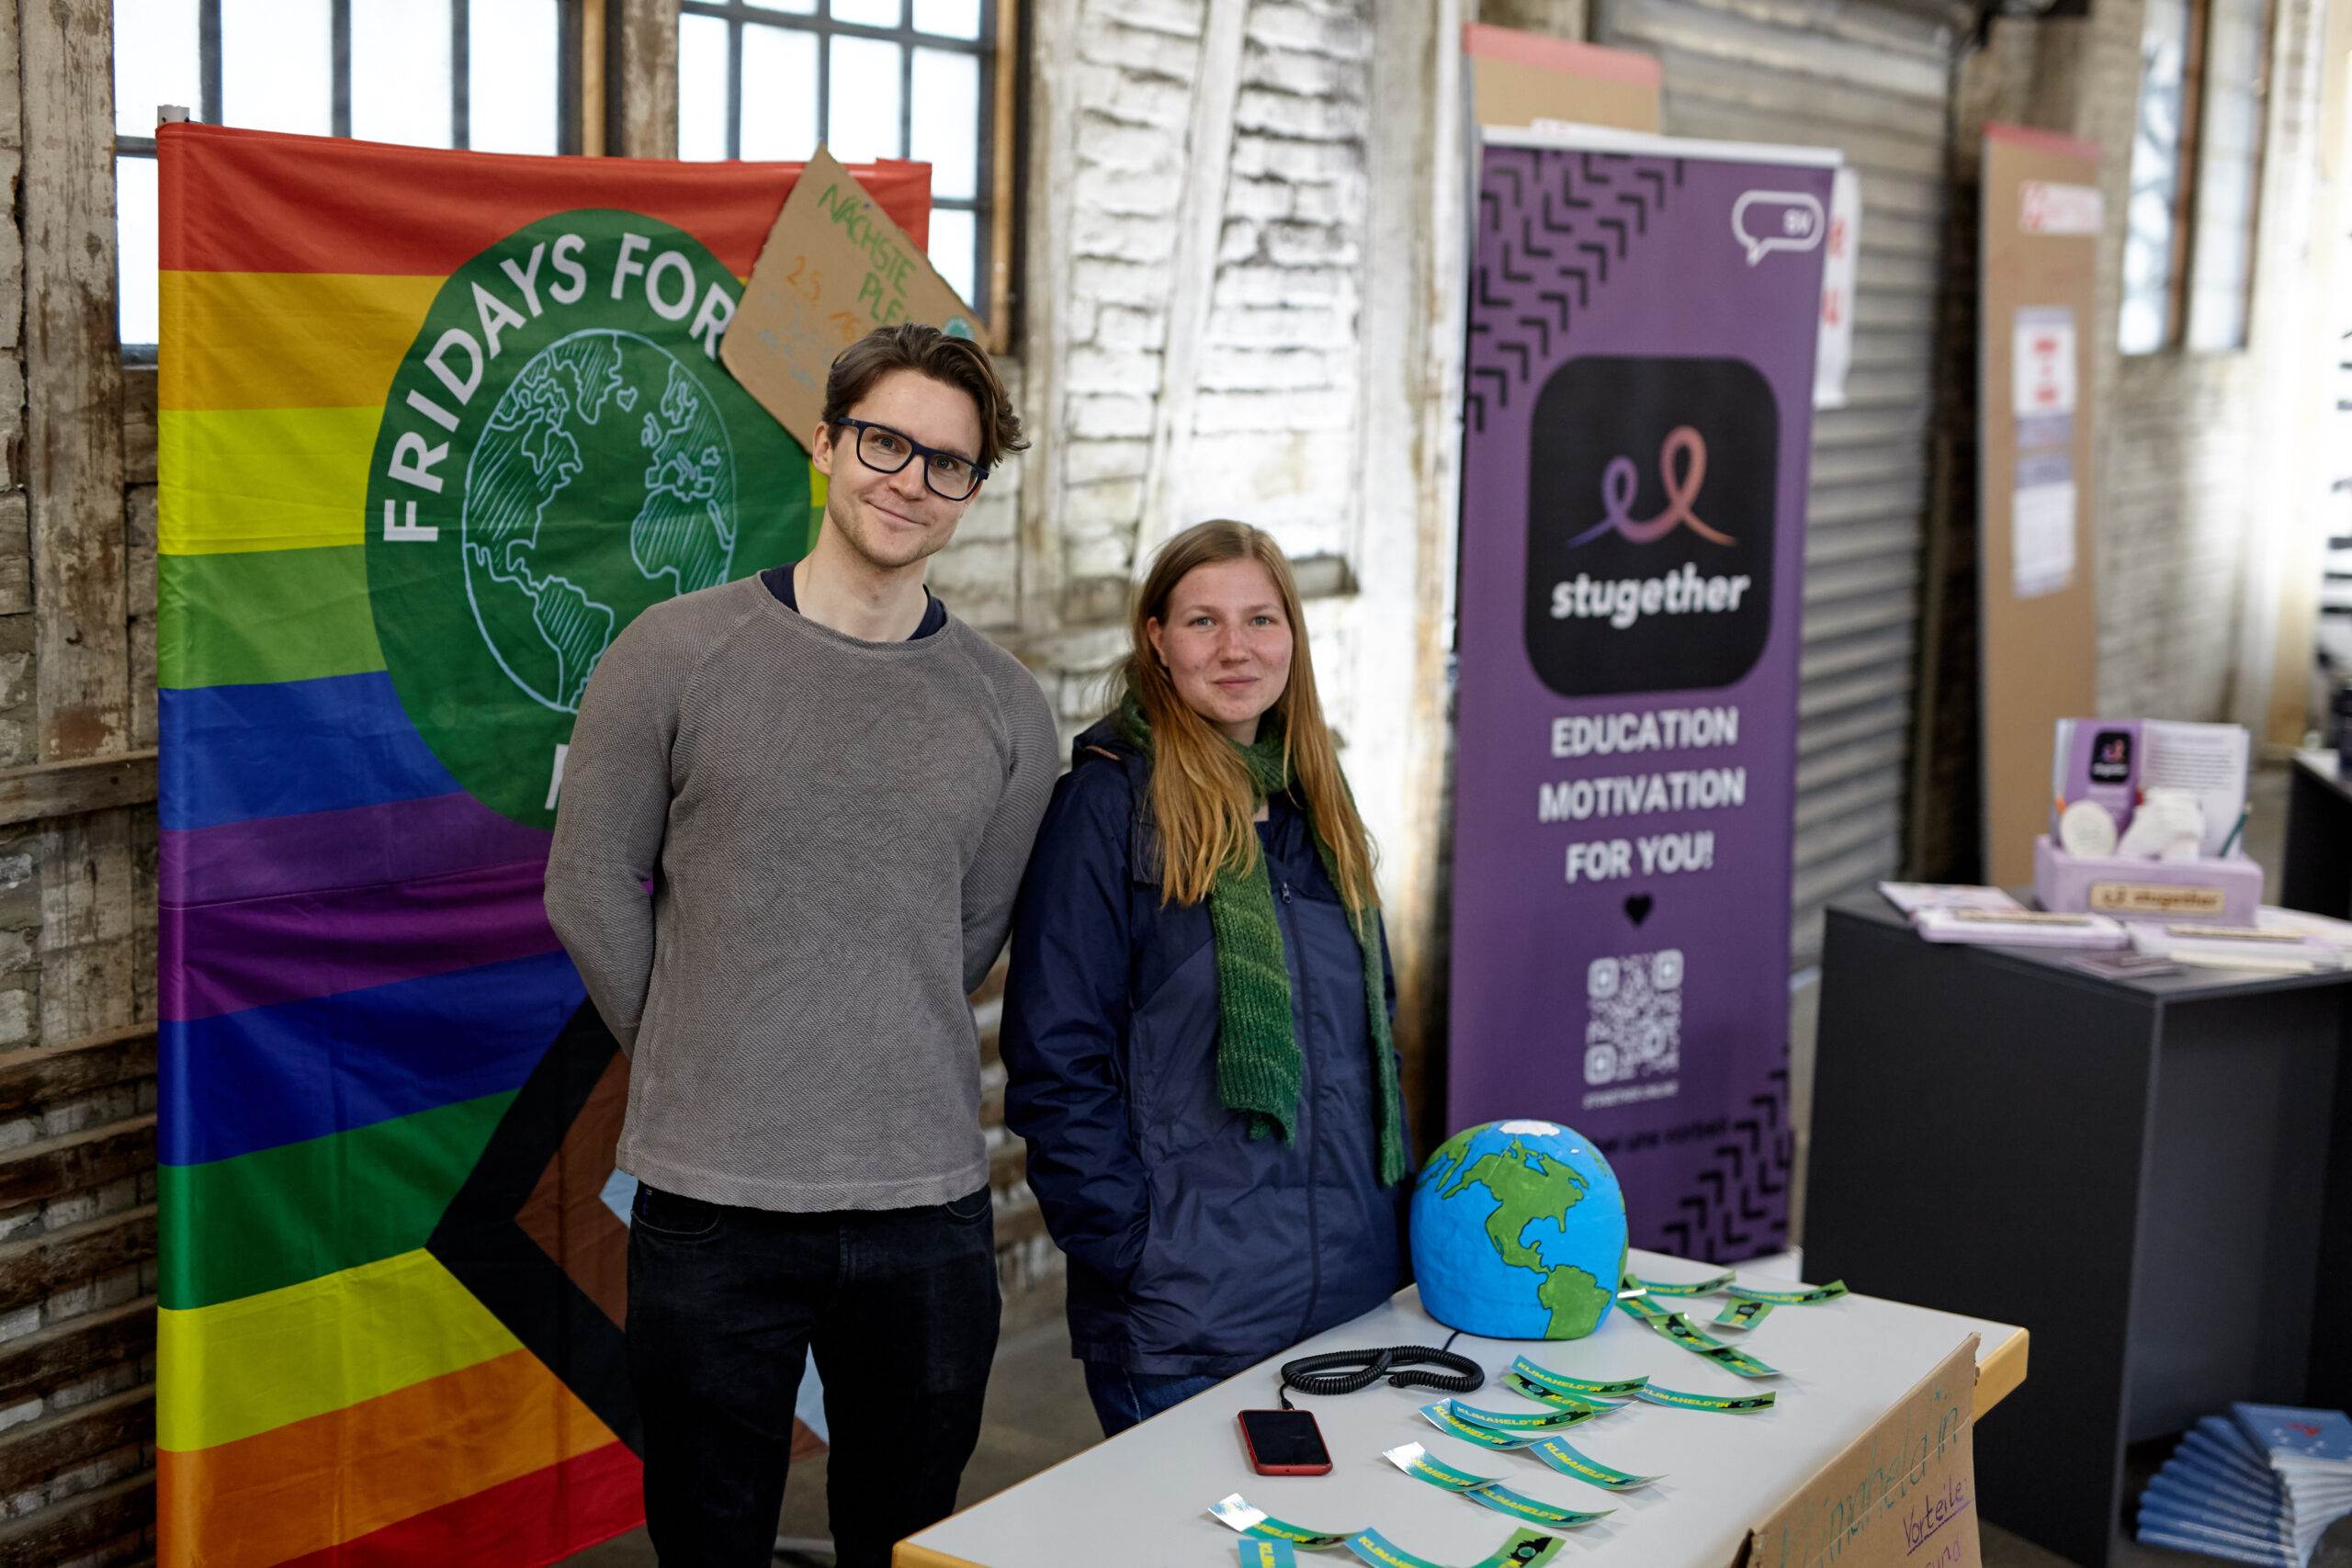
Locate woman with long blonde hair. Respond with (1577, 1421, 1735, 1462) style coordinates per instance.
(1001, 520, 1409, 1435)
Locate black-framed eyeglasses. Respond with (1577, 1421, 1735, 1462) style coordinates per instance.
(831, 418, 990, 502)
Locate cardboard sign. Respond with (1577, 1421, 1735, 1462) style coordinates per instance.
(720, 145, 975, 450)
(1740, 1335, 1982, 1568)
(1464, 24, 1660, 133)
(1979, 123, 2102, 884)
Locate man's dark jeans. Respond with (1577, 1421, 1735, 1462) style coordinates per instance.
(627, 1182, 1001, 1568)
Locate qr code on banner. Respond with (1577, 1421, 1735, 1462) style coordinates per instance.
(1583, 950, 1682, 1087)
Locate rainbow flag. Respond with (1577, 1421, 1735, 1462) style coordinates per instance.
(157, 124, 929, 1568)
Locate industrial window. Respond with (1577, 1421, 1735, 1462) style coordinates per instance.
(2119, 0, 2272, 353)
(112, 0, 576, 348)
(675, 0, 1014, 333)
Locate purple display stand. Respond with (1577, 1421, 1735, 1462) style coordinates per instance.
(1447, 126, 1837, 1262)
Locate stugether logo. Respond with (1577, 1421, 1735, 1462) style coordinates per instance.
(2089, 729, 2132, 784)
(1523, 356, 1780, 698)
(366, 210, 817, 829)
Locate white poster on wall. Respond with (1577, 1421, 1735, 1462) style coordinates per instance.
(1813, 166, 1861, 409)
(2010, 304, 2078, 599)
(2012, 306, 2077, 421)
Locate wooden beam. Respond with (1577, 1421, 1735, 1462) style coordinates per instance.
(1130, 0, 1249, 578)
(0, 1207, 156, 1317)
(0, 1296, 153, 1412)
(579, 0, 607, 157)
(21, 0, 129, 762)
(0, 750, 156, 828)
(613, 0, 679, 159)
(0, 1026, 155, 1119)
(0, 1119, 155, 1211)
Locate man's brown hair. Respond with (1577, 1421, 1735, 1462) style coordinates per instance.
(820, 322, 1027, 471)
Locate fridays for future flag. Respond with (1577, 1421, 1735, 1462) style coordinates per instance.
(156, 123, 928, 1567)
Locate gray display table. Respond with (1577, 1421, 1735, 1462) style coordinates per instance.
(1805, 892, 2352, 1567)
(2285, 749, 2352, 917)
(897, 1248, 2023, 1568)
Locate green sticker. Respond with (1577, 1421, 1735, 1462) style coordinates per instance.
(1499, 1372, 1615, 1416)
(1419, 1402, 1544, 1450)
(1624, 1269, 1736, 1297)
(1616, 1292, 1674, 1322)
(1510, 1358, 1648, 1398)
(1529, 1436, 1664, 1490)
(1450, 1400, 1601, 1434)
(1476, 1528, 1571, 1567)
(1713, 1298, 1775, 1328)
(1343, 1530, 1454, 1568)
(1724, 1280, 1849, 1305)
(1242, 1543, 1302, 1568)
(1700, 1345, 1782, 1379)
(1383, 1442, 1499, 1493)
(1210, 1495, 1360, 1551)
(1351, 1529, 1563, 1568)
(1464, 1485, 1615, 1529)
(1647, 1313, 1735, 1353)
(1634, 1383, 1777, 1413)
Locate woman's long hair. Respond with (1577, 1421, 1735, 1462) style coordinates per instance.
(1117, 521, 1378, 910)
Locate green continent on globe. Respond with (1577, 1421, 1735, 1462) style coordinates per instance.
(1440, 1138, 1614, 1337)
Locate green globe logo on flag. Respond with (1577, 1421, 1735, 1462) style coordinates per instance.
(465, 329, 739, 713)
(367, 209, 814, 828)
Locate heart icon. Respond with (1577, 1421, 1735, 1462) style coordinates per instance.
(1624, 895, 1654, 926)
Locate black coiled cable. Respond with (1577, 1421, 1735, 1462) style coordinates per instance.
(1276, 1346, 1485, 1410)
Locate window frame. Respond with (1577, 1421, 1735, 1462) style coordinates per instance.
(675, 0, 1016, 344)
(114, 0, 590, 353)
(2123, 0, 2274, 355)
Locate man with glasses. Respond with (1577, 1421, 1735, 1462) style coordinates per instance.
(547, 322, 1057, 1568)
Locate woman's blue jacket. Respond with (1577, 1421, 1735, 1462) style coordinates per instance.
(1000, 718, 1410, 1377)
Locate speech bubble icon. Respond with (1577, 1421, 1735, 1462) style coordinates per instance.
(1730, 190, 1826, 266)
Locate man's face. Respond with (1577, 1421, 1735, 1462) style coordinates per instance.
(809, 368, 985, 572)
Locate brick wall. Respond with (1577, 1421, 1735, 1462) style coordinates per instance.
(1040, 0, 1375, 598)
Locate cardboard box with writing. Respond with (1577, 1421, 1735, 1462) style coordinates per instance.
(1738, 1336, 1984, 1568)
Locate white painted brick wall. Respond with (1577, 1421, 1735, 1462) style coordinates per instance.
(933, 0, 1424, 893)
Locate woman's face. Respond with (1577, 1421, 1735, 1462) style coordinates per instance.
(1147, 558, 1295, 744)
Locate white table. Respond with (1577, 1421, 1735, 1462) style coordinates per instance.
(898, 1249, 2027, 1568)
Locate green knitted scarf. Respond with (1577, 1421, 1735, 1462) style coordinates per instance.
(1119, 702, 1408, 1187)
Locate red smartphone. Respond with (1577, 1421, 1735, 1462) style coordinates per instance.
(1238, 1408, 1333, 1475)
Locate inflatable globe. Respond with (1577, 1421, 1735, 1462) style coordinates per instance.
(1411, 1120, 1627, 1339)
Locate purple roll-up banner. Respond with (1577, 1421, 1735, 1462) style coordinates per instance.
(1448, 128, 1838, 1261)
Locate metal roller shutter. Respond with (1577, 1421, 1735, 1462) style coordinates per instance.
(1597, 0, 1963, 965)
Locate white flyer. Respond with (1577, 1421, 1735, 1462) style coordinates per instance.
(2139, 720, 2250, 857)
(2012, 471, 2076, 600)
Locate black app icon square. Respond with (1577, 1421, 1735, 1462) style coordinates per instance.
(1522, 356, 1779, 697)
(2089, 730, 2133, 784)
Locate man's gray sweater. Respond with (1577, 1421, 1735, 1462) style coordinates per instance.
(545, 575, 1058, 1212)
